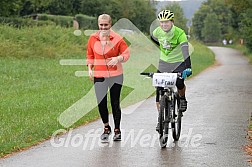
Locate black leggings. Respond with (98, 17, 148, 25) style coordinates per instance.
(94, 75, 123, 129)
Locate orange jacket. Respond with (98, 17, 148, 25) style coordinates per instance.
(86, 30, 130, 78)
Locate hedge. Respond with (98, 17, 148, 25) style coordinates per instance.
(75, 14, 97, 30)
(0, 17, 55, 28)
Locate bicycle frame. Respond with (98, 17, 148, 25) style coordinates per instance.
(141, 72, 182, 148)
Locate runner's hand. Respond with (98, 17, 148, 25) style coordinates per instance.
(88, 69, 93, 81)
(88, 64, 94, 81)
(107, 57, 119, 67)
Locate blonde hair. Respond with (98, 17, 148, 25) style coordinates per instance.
(98, 14, 112, 24)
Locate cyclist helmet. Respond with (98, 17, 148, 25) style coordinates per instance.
(157, 10, 174, 21)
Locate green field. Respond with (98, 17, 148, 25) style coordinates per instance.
(0, 25, 215, 157)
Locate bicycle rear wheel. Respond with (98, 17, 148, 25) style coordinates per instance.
(172, 93, 182, 141)
(159, 95, 169, 148)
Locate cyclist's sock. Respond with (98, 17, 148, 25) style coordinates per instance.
(156, 102, 160, 112)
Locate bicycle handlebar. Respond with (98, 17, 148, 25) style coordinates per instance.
(140, 72, 182, 78)
(140, 72, 154, 77)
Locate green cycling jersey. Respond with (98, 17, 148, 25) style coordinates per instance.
(152, 25, 188, 63)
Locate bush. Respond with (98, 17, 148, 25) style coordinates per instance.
(75, 14, 97, 30)
(0, 14, 98, 30)
(0, 17, 55, 28)
(240, 9, 252, 52)
(37, 14, 73, 28)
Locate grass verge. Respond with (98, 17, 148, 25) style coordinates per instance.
(229, 44, 252, 64)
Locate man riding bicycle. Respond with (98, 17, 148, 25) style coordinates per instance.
(151, 10, 192, 131)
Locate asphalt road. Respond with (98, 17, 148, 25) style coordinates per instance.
(1, 47, 252, 167)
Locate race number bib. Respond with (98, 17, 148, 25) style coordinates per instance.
(152, 73, 177, 87)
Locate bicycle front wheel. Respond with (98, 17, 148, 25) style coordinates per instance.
(172, 93, 182, 141)
(159, 95, 169, 148)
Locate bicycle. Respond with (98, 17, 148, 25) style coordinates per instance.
(140, 72, 182, 148)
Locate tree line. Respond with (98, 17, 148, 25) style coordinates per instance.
(0, 0, 191, 34)
(0, 0, 156, 33)
(1, 0, 252, 51)
(192, 0, 252, 51)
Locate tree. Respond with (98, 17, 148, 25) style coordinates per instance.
(18, 0, 54, 16)
(0, 0, 22, 16)
(80, 0, 108, 17)
(47, 0, 74, 15)
(226, 0, 252, 50)
(0, 0, 156, 33)
(129, 0, 156, 33)
(19, 1, 34, 16)
(72, 0, 82, 15)
(27, 0, 53, 14)
(192, 0, 234, 42)
(192, 4, 211, 40)
(201, 13, 221, 42)
(79, 0, 156, 33)
(163, 2, 188, 32)
(226, 0, 251, 12)
(239, 8, 252, 51)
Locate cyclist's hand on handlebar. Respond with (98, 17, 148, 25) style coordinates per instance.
(182, 68, 192, 79)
